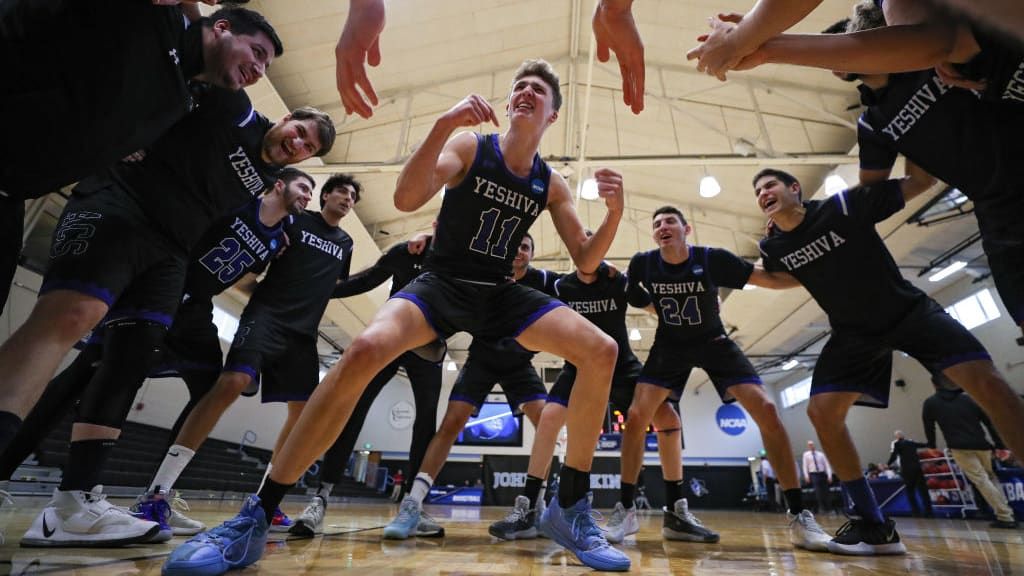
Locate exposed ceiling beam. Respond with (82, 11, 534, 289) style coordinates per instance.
(306, 152, 856, 175)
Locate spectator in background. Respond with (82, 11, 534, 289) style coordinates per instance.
(391, 469, 405, 502)
(888, 430, 932, 517)
(802, 441, 833, 513)
(924, 373, 1018, 528)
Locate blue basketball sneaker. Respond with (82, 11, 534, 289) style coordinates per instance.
(131, 493, 173, 543)
(161, 495, 268, 576)
(382, 496, 420, 540)
(539, 493, 630, 571)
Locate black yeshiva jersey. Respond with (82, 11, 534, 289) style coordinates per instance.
(955, 26, 1024, 104)
(759, 181, 925, 335)
(183, 197, 289, 303)
(248, 210, 353, 335)
(109, 87, 280, 253)
(856, 71, 1010, 197)
(627, 247, 752, 343)
(333, 238, 430, 298)
(553, 263, 635, 363)
(519, 266, 560, 294)
(1, 0, 198, 198)
(427, 133, 552, 284)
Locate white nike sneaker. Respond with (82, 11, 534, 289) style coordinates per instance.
(788, 509, 831, 551)
(21, 486, 159, 547)
(604, 501, 639, 544)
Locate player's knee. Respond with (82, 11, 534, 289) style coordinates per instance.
(437, 413, 467, 438)
(750, 397, 781, 429)
(345, 332, 392, 369)
(216, 372, 252, 398)
(37, 295, 106, 344)
(806, 398, 836, 431)
(627, 405, 651, 428)
(577, 332, 617, 369)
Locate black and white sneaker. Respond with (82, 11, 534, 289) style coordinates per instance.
(488, 495, 537, 540)
(662, 498, 719, 543)
(827, 517, 906, 556)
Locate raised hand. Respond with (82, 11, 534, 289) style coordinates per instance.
(593, 0, 645, 114)
(686, 13, 747, 81)
(593, 168, 624, 214)
(336, 0, 386, 119)
(440, 94, 500, 130)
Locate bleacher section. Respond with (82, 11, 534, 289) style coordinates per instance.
(8, 415, 384, 501)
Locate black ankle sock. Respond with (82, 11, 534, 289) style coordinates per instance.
(558, 466, 590, 506)
(59, 439, 115, 491)
(257, 478, 293, 524)
(0, 411, 23, 456)
(524, 475, 543, 508)
(784, 488, 804, 515)
(664, 479, 684, 507)
(620, 482, 636, 508)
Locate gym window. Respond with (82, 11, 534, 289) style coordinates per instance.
(780, 376, 812, 409)
(945, 288, 1001, 331)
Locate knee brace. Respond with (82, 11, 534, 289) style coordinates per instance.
(75, 319, 168, 428)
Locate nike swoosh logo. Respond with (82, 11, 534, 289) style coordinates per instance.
(42, 513, 55, 538)
(168, 451, 180, 457)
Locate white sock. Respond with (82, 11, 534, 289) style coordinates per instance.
(148, 445, 195, 494)
(409, 472, 433, 504)
(537, 483, 547, 507)
(317, 482, 334, 500)
(256, 463, 274, 493)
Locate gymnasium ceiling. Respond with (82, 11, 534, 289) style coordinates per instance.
(22, 0, 991, 390)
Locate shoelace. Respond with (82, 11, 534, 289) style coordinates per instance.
(394, 502, 418, 525)
(171, 492, 191, 512)
(681, 509, 704, 527)
(503, 504, 528, 523)
(606, 506, 627, 528)
(303, 499, 324, 519)
(834, 519, 857, 538)
(569, 509, 609, 549)
(796, 512, 828, 535)
(206, 514, 257, 567)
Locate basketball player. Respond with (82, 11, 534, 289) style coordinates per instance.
(716, 7, 1024, 340)
(145, 175, 357, 535)
(15, 169, 312, 547)
(290, 232, 441, 537)
(3, 67, 331, 542)
(486, 251, 671, 542)
(381, 233, 555, 539)
(165, 59, 633, 574)
(753, 168, 1024, 554)
(605, 206, 828, 550)
(0, 3, 281, 317)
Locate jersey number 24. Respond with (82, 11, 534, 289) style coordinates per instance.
(659, 296, 702, 326)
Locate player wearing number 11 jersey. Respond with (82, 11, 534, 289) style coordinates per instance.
(622, 206, 830, 551)
(165, 58, 633, 574)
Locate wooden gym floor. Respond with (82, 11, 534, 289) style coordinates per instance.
(0, 496, 1021, 574)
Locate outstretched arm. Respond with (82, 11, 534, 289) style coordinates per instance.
(685, 0, 823, 80)
(594, 0, 645, 114)
(747, 266, 801, 289)
(547, 169, 623, 274)
(734, 20, 977, 75)
(336, 0, 386, 118)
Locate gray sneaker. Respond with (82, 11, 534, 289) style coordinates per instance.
(604, 502, 639, 544)
(416, 509, 445, 538)
(788, 509, 830, 551)
(662, 498, 719, 543)
(290, 495, 325, 537)
(488, 495, 537, 540)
